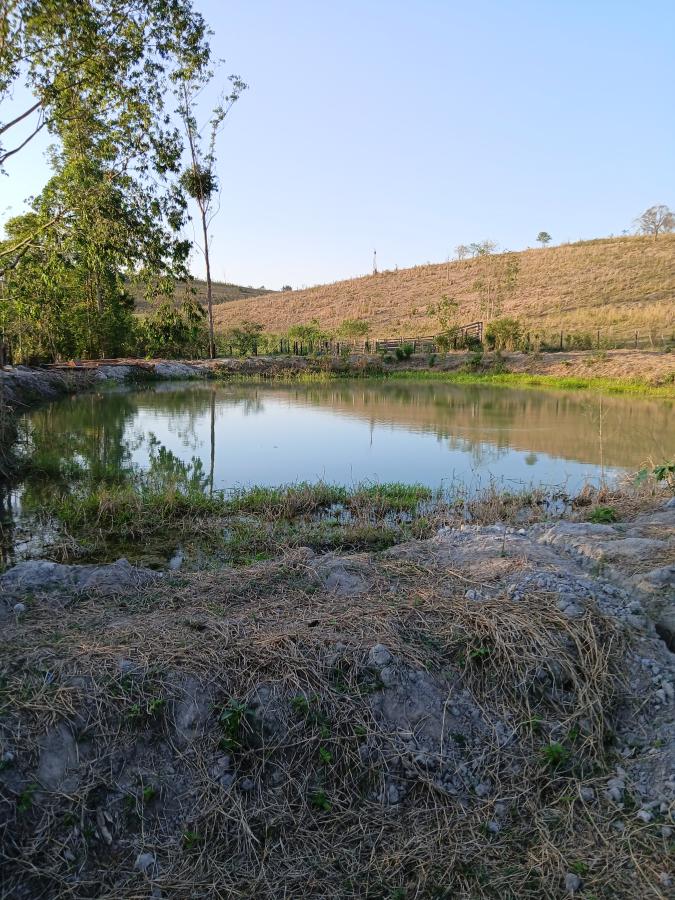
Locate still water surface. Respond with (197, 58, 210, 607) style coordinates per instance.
(16, 379, 674, 493)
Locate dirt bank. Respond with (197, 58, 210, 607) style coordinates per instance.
(2, 348, 674, 406)
(1, 496, 673, 898)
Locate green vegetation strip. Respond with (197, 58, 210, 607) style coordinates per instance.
(213, 365, 675, 398)
(387, 369, 675, 398)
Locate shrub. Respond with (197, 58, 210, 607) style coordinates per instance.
(395, 343, 414, 360)
(337, 318, 369, 338)
(485, 317, 523, 351)
(138, 299, 208, 359)
(221, 320, 264, 356)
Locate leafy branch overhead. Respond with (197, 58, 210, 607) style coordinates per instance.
(0, 0, 217, 361)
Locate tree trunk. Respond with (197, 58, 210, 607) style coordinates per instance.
(200, 206, 215, 359)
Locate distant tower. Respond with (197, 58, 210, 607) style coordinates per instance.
(372, 249, 377, 275)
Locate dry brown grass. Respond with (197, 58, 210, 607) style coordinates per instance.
(1, 482, 673, 898)
(2, 550, 666, 899)
(213, 234, 675, 343)
(133, 280, 276, 312)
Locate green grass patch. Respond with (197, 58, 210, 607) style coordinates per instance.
(350, 481, 433, 512)
(387, 370, 675, 399)
(226, 481, 348, 517)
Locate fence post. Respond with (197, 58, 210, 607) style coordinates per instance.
(635, 331, 638, 349)
(560, 330, 563, 351)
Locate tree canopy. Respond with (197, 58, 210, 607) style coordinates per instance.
(0, 0, 213, 361)
(634, 205, 675, 239)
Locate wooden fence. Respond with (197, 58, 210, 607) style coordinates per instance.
(264, 322, 484, 358)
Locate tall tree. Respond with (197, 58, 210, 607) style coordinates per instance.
(473, 252, 519, 320)
(177, 71, 247, 358)
(634, 205, 675, 239)
(1, 0, 209, 174)
(537, 231, 552, 247)
(0, 0, 212, 360)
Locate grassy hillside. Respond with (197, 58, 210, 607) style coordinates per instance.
(134, 280, 276, 310)
(213, 235, 675, 343)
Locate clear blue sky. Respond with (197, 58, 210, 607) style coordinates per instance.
(2, 0, 674, 289)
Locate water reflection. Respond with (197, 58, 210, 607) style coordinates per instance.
(13, 379, 675, 498)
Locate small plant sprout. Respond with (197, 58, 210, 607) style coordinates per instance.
(218, 700, 250, 751)
(588, 506, 618, 524)
(310, 790, 332, 812)
(542, 741, 570, 769)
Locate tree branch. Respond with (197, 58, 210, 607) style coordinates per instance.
(0, 98, 42, 136)
(0, 116, 46, 166)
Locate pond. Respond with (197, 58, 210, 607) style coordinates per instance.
(2, 378, 672, 569)
(12, 378, 675, 492)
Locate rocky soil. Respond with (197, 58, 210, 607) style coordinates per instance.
(0, 498, 673, 898)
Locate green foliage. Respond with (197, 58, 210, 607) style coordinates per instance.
(17, 784, 37, 814)
(588, 506, 618, 524)
(0, 0, 211, 361)
(222, 320, 264, 356)
(337, 318, 370, 338)
(139, 299, 208, 359)
(541, 741, 570, 769)
(286, 319, 331, 349)
(537, 231, 552, 247)
(351, 482, 432, 512)
(485, 317, 523, 351)
(464, 350, 485, 372)
(428, 295, 459, 332)
(637, 460, 675, 493)
(395, 343, 414, 360)
(179, 165, 218, 202)
(182, 830, 202, 849)
(227, 482, 348, 516)
(218, 700, 250, 751)
(310, 790, 332, 812)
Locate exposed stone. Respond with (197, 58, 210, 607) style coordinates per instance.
(368, 644, 393, 669)
(134, 852, 156, 874)
(0, 558, 158, 603)
(564, 872, 582, 894)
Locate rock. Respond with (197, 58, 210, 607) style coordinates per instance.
(564, 872, 582, 894)
(314, 556, 369, 596)
(153, 362, 207, 379)
(0, 558, 158, 601)
(173, 677, 211, 744)
(95, 365, 135, 381)
(134, 852, 156, 874)
(486, 820, 501, 834)
(240, 777, 255, 792)
(464, 589, 482, 601)
(636, 809, 653, 823)
(579, 786, 595, 802)
(36, 724, 80, 792)
(368, 644, 393, 669)
(13, 602, 26, 617)
(386, 783, 401, 804)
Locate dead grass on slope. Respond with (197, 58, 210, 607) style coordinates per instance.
(214, 235, 675, 343)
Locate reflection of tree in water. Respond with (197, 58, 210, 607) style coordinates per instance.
(19, 391, 140, 484)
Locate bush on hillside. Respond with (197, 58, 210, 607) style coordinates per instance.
(485, 317, 523, 351)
